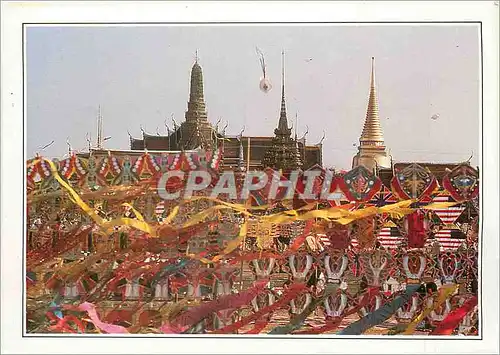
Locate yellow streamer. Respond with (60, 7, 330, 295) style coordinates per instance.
(102, 217, 155, 236)
(44, 159, 105, 226)
(403, 283, 458, 335)
(421, 202, 459, 210)
(121, 203, 145, 222)
(163, 205, 180, 225)
(212, 221, 248, 263)
(336, 200, 416, 225)
(44, 159, 157, 237)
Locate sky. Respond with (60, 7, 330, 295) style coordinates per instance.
(26, 25, 480, 169)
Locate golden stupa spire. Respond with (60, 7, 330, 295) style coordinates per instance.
(360, 57, 385, 144)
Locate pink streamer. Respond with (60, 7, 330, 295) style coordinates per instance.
(66, 302, 129, 334)
(170, 279, 269, 329)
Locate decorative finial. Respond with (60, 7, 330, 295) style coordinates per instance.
(295, 112, 298, 140)
(96, 105, 103, 149)
(195, 49, 199, 63)
(318, 131, 326, 145)
(466, 151, 474, 164)
(300, 125, 309, 141)
(281, 50, 285, 100)
(86, 133, 92, 152)
(66, 137, 72, 156)
(371, 57, 375, 85)
(238, 126, 246, 141)
(215, 117, 222, 133)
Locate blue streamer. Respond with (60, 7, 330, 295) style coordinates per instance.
(49, 294, 63, 319)
(337, 284, 421, 335)
(150, 258, 192, 286)
(268, 283, 338, 335)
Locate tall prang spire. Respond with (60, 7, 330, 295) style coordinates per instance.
(275, 50, 292, 136)
(180, 52, 216, 150)
(186, 51, 207, 122)
(360, 57, 384, 144)
(352, 57, 390, 171)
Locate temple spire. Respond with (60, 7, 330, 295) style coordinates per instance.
(276, 50, 291, 136)
(186, 53, 207, 120)
(360, 57, 384, 144)
(181, 54, 215, 150)
(262, 51, 301, 171)
(352, 57, 390, 171)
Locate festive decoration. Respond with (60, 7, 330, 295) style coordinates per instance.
(442, 164, 479, 202)
(26, 151, 479, 335)
(391, 163, 438, 200)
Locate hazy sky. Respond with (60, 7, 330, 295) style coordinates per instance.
(26, 25, 480, 169)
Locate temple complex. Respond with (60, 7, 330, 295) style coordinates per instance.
(78, 53, 479, 192)
(125, 53, 322, 171)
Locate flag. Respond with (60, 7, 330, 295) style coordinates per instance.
(428, 229, 466, 251)
(155, 201, 165, 216)
(369, 185, 397, 207)
(315, 233, 332, 249)
(377, 224, 404, 249)
(427, 193, 466, 251)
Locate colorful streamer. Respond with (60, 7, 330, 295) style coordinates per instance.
(65, 302, 129, 334)
(403, 283, 458, 335)
(170, 279, 268, 329)
(337, 284, 421, 335)
(211, 283, 308, 334)
(268, 283, 339, 334)
(430, 296, 478, 336)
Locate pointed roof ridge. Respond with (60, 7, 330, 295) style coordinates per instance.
(360, 57, 385, 143)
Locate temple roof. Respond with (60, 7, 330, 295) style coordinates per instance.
(79, 148, 199, 158)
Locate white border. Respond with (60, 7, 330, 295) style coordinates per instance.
(1, 1, 498, 354)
